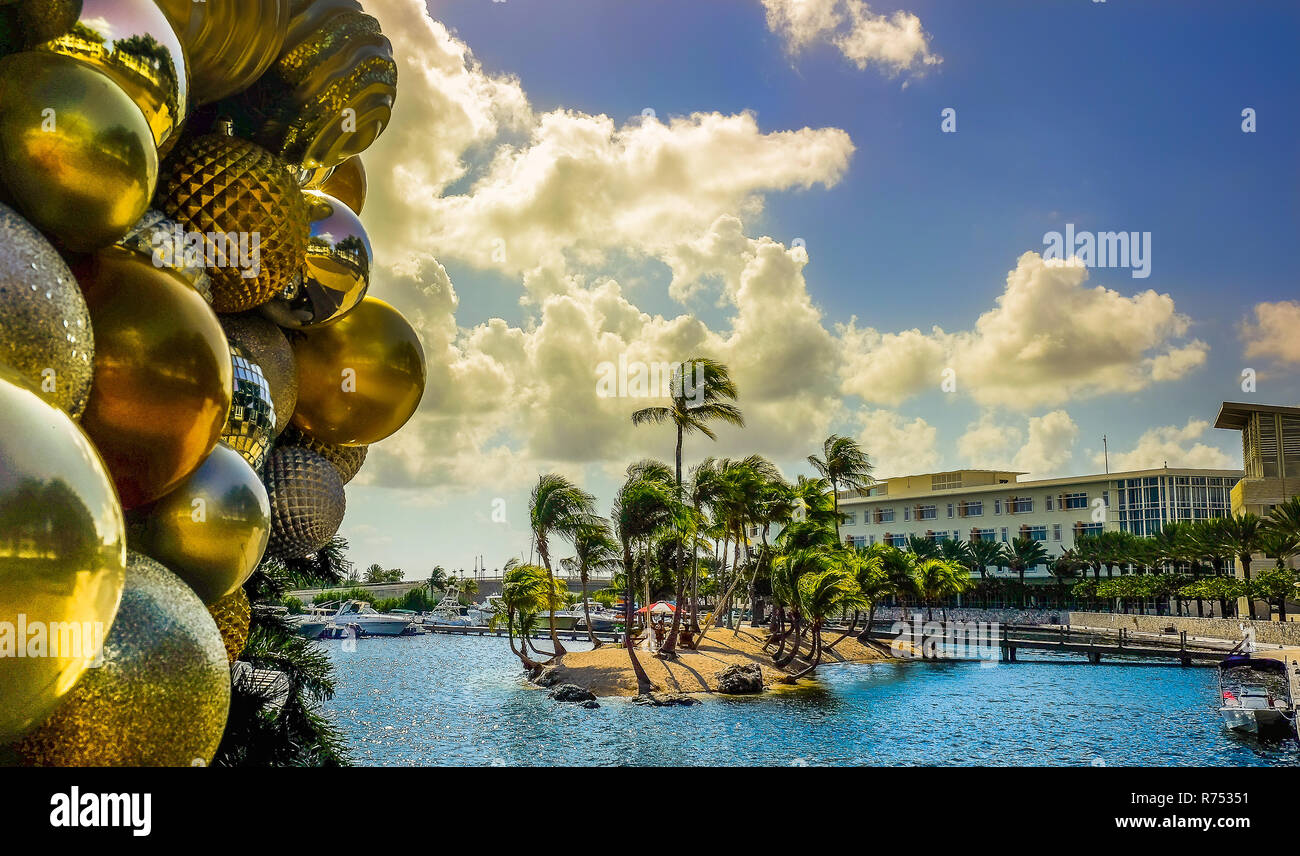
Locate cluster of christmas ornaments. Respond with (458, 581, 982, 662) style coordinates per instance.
(0, 0, 424, 766)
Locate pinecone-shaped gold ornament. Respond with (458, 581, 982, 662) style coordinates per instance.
(264, 446, 345, 559)
(155, 126, 309, 313)
(278, 426, 367, 484)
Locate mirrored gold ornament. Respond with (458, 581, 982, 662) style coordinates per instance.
(126, 443, 270, 604)
(0, 51, 157, 252)
(0, 364, 126, 744)
(155, 128, 310, 313)
(208, 587, 251, 663)
(264, 446, 345, 559)
(321, 156, 366, 215)
(290, 297, 426, 447)
(155, 0, 289, 106)
(10, 552, 231, 767)
(35, 0, 188, 154)
(0, 201, 94, 418)
(222, 344, 277, 471)
(77, 247, 233, 509)
(261, 191, 370, 329)
(0, 0, 81, 55)
(220, 313, 298, 435)
(117, 208, 215, 304)
(278, 426, 367, 484)
(229, 0, 397, 170)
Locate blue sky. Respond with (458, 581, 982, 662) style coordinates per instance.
(340, 0, 1300, 579)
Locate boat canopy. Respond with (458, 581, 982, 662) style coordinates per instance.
(1219, 654, 1288, 673)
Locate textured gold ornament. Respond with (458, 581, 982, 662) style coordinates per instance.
(117, 208, 215, 304)
(0, 51, 157, 252)
(126, 443, 270, 604)
(321, 156, 366, 215)
(77, 248, 233, 509)
(156, 0, 290, 106)
(222, 344, 277, 471)
(35, 0, 189, 154)
(278, 426, 367, 485)
(261, 191, 370, 329)
(0, 201, 94, 418)
(208, 588, 251, 663)
(290, 297, 426, 446)
(219, 313, 298, 435)
(0, 364, 126, 743)
(264, 446, 346, 559)
(156, 129, 310, 313)
(0, 0, 81, 54)
(11, 552, 231, 767)
(231, 0, 397, 170)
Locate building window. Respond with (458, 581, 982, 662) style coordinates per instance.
(947, 503, 954, 518)
(1000, 527, 1008, 542)
(963, 501, 983, 517)
(1064, 492, 1088, 509)
(994, 499, 1002, 514)
(842, 511, 856, 525)
(1025, 525, 1047, 542)
(1052, 524, 1062, 541)
(973, 528, 995, 541)
(917, 504, 936, 520)
(904, 507, 910, 521)
(1046, 495, 1054, 511)
(1077, 522, 1102, 536)
(1011, 497, 1033, 513)
(887, 534, 906, 548)
(874, 508, 895, 523)
(848, 535, 866, 548)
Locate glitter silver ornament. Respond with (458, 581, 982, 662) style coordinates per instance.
(263, 446, 345, 559)
(222, 343, 277, 471)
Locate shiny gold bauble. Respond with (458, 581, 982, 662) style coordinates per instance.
(278, 426, 367, 484)
(208, 587, 251, 663)
(77, 248, 232, 509)
(321, 156, 366, 215)
(0, 201, 94, 418)
(117, 208, 216, 304)
(264, 446, 345, 559)
(230, 0, 397, 170)
(0, 364, 126, 743)
(0, 51, 157, 252)
(126, 443, 270, 604)
(220, 313, 299, 436)
(0, 0, 81, 55)
(34, 0, 188, 154)
(11, 552, 231, 767)
(289, 297, 426, 446)
(261, 191, 370, 329)
(222, 344, 277, 471)
(155, 129, 310, 313)
(156, 0, 289, 106)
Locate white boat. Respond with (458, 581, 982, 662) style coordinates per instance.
(1217, 651, 1298, 737)
(331, 600, 414, 637)
(287, 607, 334, 639)
(467, 596, 501, 626)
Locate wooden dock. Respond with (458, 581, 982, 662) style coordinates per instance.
(419, 624, 623, 644)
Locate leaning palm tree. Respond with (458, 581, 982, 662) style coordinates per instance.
(564, 521, 621, 647)
(611, 463, 676, 693)
(826, 546, 884, 648)
(529, 473, 600, 657)
(912, 557, 969, 621)
(491, 563, 556, 672)
(780, 566, 867, 683)
(807, 434, 874, 523)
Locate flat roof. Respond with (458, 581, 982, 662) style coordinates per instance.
(840, 466, 1244, 503)
(1214, 401, 1300, 430)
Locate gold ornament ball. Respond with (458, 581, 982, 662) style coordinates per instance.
(232, 0, 398, 170)
(156, 0, 290, 106)
(0, 364, 126, 744)
(264, 446, 346, 559)
(321, 156, 366, 215)
(207, 587, 251, 663)
(222, 344, 277, 471)
(220, 313, 299, 435)
(10, 552, 231, 767)
(35, 0, 188, 154)
(126, 442, 271, 604)
(278, 426, 367, 485)
(261, 190, 371, 329)
(0, 201, 95, 418)
(77, 247, 233, 509)
(0, 0, 81, 55)
(0, 51, 157, 252)
(290, 297, 427, 447)
(155, 128, 310, 313)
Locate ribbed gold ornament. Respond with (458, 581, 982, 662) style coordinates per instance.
(264, 446, 346, 559)
(10, 552, 231, 767)
(220, 313, 298, 435)
(208, 588, 251, 664)
(155, 129, 310, 313)
(321, 156, 366, 215)
(278, 426, 368, 485)
(156, 0, 291, 106)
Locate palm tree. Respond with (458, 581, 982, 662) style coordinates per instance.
(612, 463, 676, 693)
(492, 563, 557, 672)
(825, 546, 884, 647)
(1005, 536, 1050, 605)
(529, 473, 600, 657)
(807, 434, 874, 524)
(968, 537, 1003, 583)
(565, 521, 620, 647)
(906, 534, 940, 561)
(912, 557, 969, 621)
(780, 565, 867, 683)
(632, 358, 744, 657)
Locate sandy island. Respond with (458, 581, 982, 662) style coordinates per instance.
(540, 624, 896, 697)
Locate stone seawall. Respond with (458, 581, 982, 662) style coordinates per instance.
(871, 607, 1065, 626)
(1068, 611, 1300, 646)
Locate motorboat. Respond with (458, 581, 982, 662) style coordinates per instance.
(330, 600, 414, 637)
(287, 607, 334, 639)
(1217, 650, 1299, 737)
(467, 596, 501, 625)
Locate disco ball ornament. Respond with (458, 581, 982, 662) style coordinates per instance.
(289, 297, 426, 447)
(117, 209, 215, 304)
(219, 313, 298, 435)
(77, 247, 233, 509)
(0, 51, 157, 252)
(10, 552, 231, 767)
(155, 124, 310, 313)
(0, 201, 94, 418)
(227, 0, 397, 170)
(278, 426, 367, 485)
(155, 0, 290, 106)
(320, 156, 366, 215)
(0, 364, 127, 744)
(264, 446, 346, 559)
(261, 191, 371, 329)
(0, 0, 81, 54)
(208, 588, 251, 664)
(222, 343, 277, 471)
(34, 0, 189, 155)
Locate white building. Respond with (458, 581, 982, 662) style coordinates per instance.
(837, 467, 1242, 579)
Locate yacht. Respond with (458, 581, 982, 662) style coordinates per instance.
(287, 607, 334, 639)
(330, 600, 414, 637)
(1217, 651, 1299, 737)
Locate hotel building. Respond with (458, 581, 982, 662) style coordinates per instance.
(836, 467, 1242, 579)
(1213, 402, 1300, 517)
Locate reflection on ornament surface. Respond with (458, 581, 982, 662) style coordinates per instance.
(261, 191, 371, 329)
(222, 344, 277, 472)
(220, 313, 299, 435)
(320, 156, 366, 215)
(155, 0, 290, 105)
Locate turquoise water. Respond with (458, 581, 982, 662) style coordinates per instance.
(321, 634, 1300, 766)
